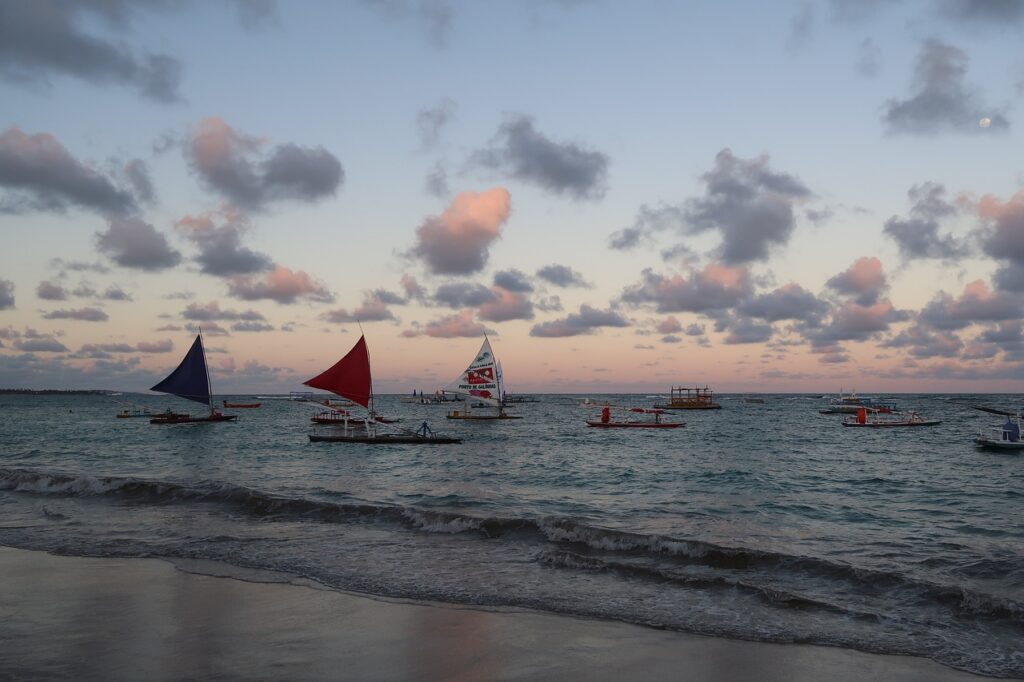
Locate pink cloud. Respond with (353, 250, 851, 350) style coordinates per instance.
(412, 187, 511, 274)
(478, 287, 534, 322)
(407, 311, 488, 338)
(227, 266, 333, 304)
(656, 316, 683, 334)
(826, 257, 887, 305)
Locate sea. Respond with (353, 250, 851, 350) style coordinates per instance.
(1, 393, 1022, 678)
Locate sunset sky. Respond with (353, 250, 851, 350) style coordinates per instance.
(2, 0, 1024, 393)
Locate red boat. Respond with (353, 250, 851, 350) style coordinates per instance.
(586, 407, 684, 428)
(223, 401, 261, 408)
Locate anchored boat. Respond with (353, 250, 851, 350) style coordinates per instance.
(974, 415, 1024, 451)
(304, 334, 459, 444)
(149, 331, 237, 424)
(586, 406, 683, 429)
(223, 400, 261, 408)
(841, 408, 939, 428)
(445, 337, 522, 420)
(654, 386, 722, 410)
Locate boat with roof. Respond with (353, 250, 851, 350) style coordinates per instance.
(819, 389, 898, 415)
(654, 386, 722, 410)
(841, 408, 939, 428)
(974, 414, 1024, 451)
(149, 331, 237, 424)
(445, 337, 522, 420)
(304, 333, 460, 444)
(586, 406, 683, 429)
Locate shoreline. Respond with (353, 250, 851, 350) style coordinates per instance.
(0, 546, 994, 681)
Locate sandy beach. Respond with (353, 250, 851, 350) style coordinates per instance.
(0, 546, 992, 681)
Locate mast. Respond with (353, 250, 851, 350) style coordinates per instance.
(359, 321, 374, 417)
(200, 326, 213, 413)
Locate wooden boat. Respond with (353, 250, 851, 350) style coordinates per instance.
(820, 390, 898, 415)
(975, 416, 1024, 451)
(654, 386, 722, 410)
(304, 334, 459, 444)
(223, 400, 261, 408)
(586, 406, 683, 429)
(310, 409, 399, 425)
(445, 337, 521, 420)
(149, 330, 237, 425)
(841, 408, 939, 428)
(116, 406, 174, 419)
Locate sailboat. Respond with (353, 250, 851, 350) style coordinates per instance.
(149, 331, 237, 424)
(445, 337, 522, 420)
(304, 334, 461, 444)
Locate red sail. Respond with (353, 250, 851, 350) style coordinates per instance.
(303, 335, 372, 408)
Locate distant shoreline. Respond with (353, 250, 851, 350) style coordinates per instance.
(0, 389, 115, 395)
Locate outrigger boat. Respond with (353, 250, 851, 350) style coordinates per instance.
(445, 337, 522, 420)
(974, 415, 1024, 451)
(654, 386, 722, 410)
(841, 408, 939, 428)
(304, 334, 460, 444)
(586, 406, 683, 429)
(310, 408, 400, 425)
(819, 389, 898, 415)
(116, 405, 184, 419)
(149, 331, 237, 424)
(223, 400, 261, 408)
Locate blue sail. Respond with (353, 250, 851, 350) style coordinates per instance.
(151, 334, 211, 406)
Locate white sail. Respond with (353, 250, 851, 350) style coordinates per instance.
(445, 337, 502, 406)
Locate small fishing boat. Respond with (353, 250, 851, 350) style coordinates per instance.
(654, 386, 722, 410)
(223, 400, 261, 408)
(841, 408, 939, 428)
(579, 397, 615, 408)
(149, 331, 237, 424)
(586, 406, 683, 429)
(304, 334, 459, 444)
(310, 409, 400, 425)
(974, 416, 1024, 451)
(819, 389, 898, 415)
(445, 337, 522, 420)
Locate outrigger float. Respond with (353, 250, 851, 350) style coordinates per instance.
(304, 334, 460, 444)
(586, 406, 684, 429)
(654, 386, 722, 410)
(841, 408, 939, 428)
(149, 331, 237, 424)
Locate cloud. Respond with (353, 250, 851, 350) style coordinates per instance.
(321, 290, 399, 323)
(661, 334, 682, 344)
(919, 280, 1023, 330)
(182, 301, 266, 322)
(977, 189, 1024, 266)
(882, 39, 1008, 135)
(36, 280, 68, 301)
(0, 279, 14, 309)
(360, 0, 455, 49)
(136, 339, 174, 353)
(122, 158, 155, 205)
(416, 97, 457, 147)
(805, 299, 908, 346)
(231, 320, 275, 332)
(723, 316, 774, 345)
(96, 217, 182, 271)
(405, 310, 487, 338)
(470, 115, 609, 200)
(186, 117, 343, 210)
(49, 258, 109, 275)
(530, 304, 629, 337)
(856, 38, 881, 77)
(938, 0, 1024, 25)
(400, 274, 426, 302)
(826, 256, 887, 306)
(42, 306, 109, 322)
(424, 163, 450, 197)
(621, 263, 753, 313)
(76, 339, 174, 357)
(0, 1, 182, 102)
(433, 282, 497, 308)
(232, 0, 280, 30)
(883, 182, 970, 261)
(536, 263, 590, 288)
(656, 316, 683, 334)
(99, 285, 132, 301)
(227, 265, 333, 304)
(881, 324, 963, 359)
(184, 322, 230, 337)
(738, 283, 830, 323)
(411, 187, 511, 274)
(479, 287, 534, 322)
(0, 127, 139, 216)
(493, 269, 533, 293)
(14, 337, 68, 352)
(174, 208, 273, 276)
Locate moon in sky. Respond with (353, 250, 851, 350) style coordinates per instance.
(979, 117, 992, 128)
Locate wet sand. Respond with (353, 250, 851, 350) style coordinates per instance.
(0, 546, 990, 681)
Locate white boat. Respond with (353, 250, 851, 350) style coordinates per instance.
(445, 337, 521, 420)
(975, 416, 1024, 451)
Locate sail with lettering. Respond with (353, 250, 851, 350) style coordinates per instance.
(444, 337, 501, 407)
(151, 333, 212, 407)
(303, 334, 373, 409)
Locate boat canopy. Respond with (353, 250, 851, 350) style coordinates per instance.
(445, 337, 502, 407)
(151, 334, 211, 406)
(303, 335, 372, 408)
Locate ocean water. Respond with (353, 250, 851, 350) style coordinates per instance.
(1, 393, 1022, 678)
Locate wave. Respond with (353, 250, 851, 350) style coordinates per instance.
(3, 466, 1022, 627)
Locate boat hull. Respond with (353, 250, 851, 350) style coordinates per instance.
(974, 438, 1024, 451)
(841, 420, 940, 427)
(653, 404, 722, 410)
(150, 414, 238, 424)
(586, 421, 683, 428)
(223, 401, 260, 408)
(446, 413, 523, 420)
(309, 434, 461, 444)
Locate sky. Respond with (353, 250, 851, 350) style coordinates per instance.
(1, 0, 1024, 394)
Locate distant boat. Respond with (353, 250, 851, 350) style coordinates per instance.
(149, 331, 237, 424)
(841, 408, 939, 428)
(223, 400, 261, 408)
(304, 334, 459, 444)
(586, 406, 683, 429)
(975, 415, 1024, 451)
(654, 386, 722, 410)
(116, 406, 184, 419)
(445, 337, 522, 420)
